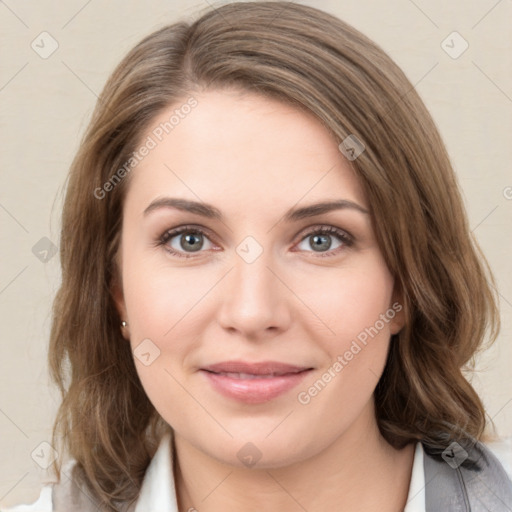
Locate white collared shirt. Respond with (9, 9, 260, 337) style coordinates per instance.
(404, 441, 426, 511)
(1, 434, 426, 511)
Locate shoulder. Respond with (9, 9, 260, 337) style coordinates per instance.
(422, 438, 512, 511)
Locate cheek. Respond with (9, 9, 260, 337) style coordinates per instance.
(120, 250, 215, 404)
(294, 263, 395, 420)
(294, 258, 395, 407)
(298, 258, 395, 349)
(121, 259, 203, 425)
(122, 248, 207, 340)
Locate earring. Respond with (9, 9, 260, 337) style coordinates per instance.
(121, 320, 128, 328)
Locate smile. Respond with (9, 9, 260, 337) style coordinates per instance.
(200, 368, 313, 404)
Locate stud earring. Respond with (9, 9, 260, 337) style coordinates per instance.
(121, 320, 128, 328)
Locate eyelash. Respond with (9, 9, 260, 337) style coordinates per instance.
(155, 224, 354, 260)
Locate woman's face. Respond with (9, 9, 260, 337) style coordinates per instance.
(113, 89, 404, 468)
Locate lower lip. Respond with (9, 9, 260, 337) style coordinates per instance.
(200, 369, 312, 404)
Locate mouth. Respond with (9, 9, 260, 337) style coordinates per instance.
(202, 370, 306, 379)
(199, 361, 314, 404)
(201, 360, 313, 375)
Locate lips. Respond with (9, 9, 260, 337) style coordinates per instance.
(199, 360, 314, 404)
(201, 360, 312, 376)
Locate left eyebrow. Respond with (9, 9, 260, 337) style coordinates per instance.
(143, 197, 369, 221)
(283, 199, 369, 222)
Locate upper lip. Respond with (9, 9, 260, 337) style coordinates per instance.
(201, 360, 313, 376)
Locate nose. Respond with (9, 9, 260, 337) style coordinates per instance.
(216, 251, 292, 339)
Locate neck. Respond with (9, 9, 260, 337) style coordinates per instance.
(172, 401, 415, 512)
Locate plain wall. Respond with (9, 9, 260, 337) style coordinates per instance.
(1, 0, 511, 507)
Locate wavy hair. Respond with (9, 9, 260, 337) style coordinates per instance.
(48, 1, 501, 510)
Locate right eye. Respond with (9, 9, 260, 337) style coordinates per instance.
(157, 225, 217, 259)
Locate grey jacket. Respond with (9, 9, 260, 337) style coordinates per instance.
(422, 439, 512, 510)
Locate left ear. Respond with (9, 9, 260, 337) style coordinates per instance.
(388, 281, 406, 335)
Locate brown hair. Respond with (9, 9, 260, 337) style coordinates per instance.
(48, 1, 501, 510)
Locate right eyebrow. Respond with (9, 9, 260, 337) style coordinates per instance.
(143, 197, 222, 219)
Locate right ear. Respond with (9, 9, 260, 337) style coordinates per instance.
(111, 251, 129, 339)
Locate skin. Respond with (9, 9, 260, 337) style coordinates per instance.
(113, 89, 414, 512)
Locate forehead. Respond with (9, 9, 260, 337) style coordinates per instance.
(124, 89, 367, 217)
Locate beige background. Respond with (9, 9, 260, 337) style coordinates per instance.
(1, 0, 511, 507)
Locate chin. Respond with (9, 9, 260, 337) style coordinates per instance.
(198, 430, 313, 470)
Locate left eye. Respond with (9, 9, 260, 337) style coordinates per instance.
(157, 225, 353, 259)
(295, 226, 353, 256)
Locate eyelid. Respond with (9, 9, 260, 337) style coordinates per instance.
(159, 224, 217, 245)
